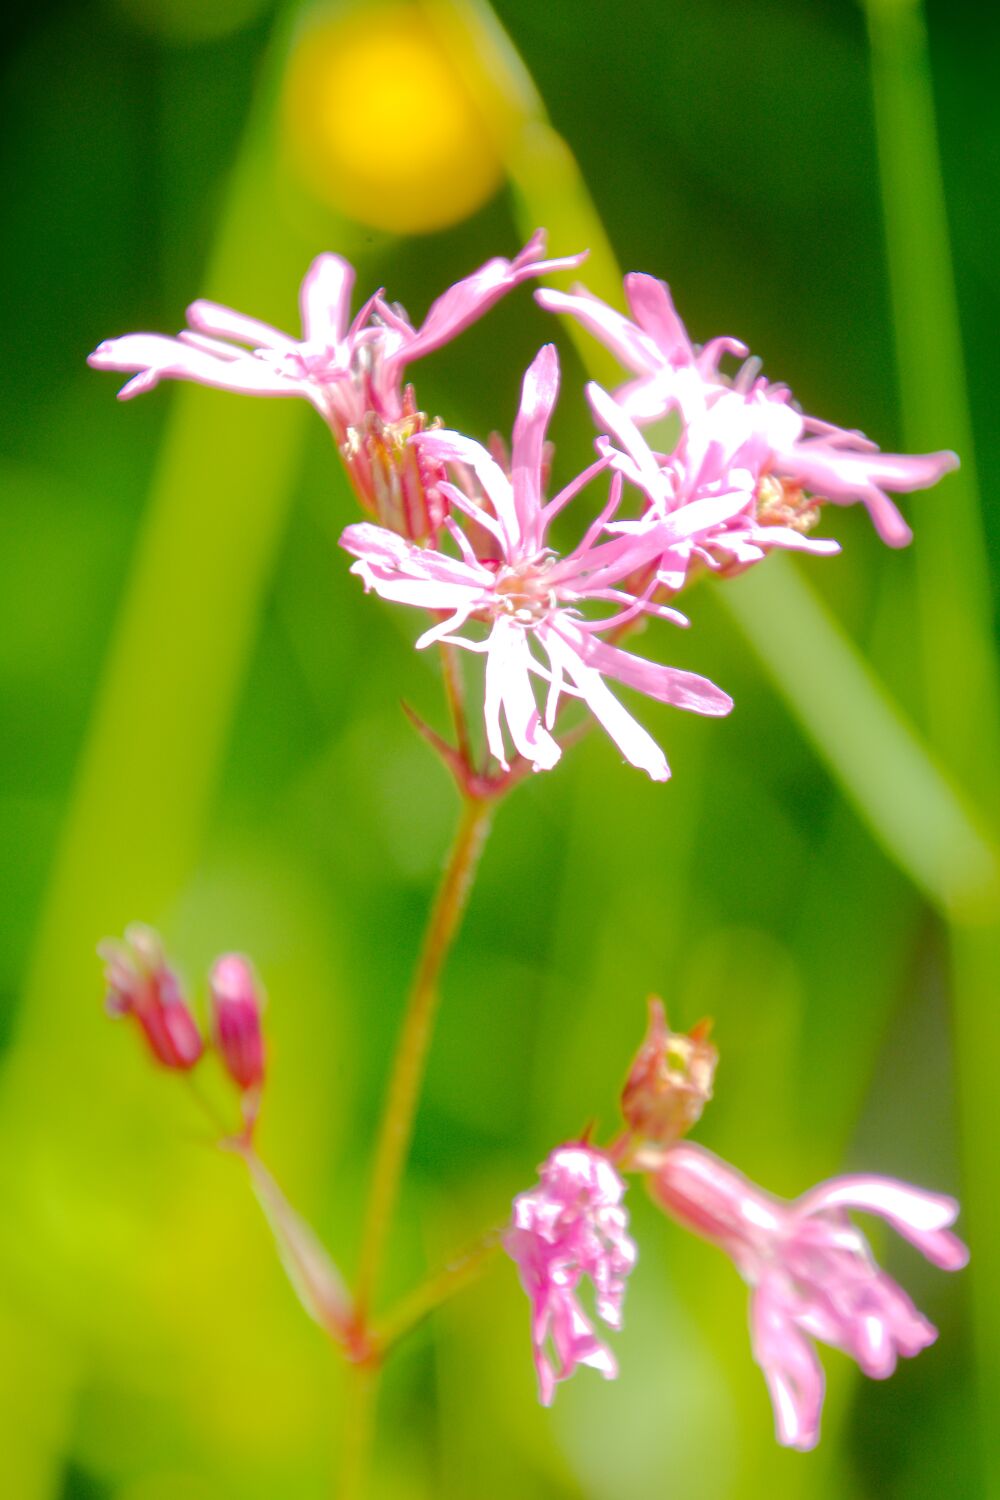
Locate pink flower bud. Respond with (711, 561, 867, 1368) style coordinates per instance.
(98, 924, 203, 1070)
(210, 953, 266, 1092)
(621, 997, 717, 1146)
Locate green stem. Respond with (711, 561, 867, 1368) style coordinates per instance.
(355, 795, 494, 1309)
(341, 793, 494, 1497)
(337, 1362, 378, 1500)
(373, 1231, 502, 1355)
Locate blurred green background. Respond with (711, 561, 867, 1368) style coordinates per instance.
(1, 0, 997, 1496)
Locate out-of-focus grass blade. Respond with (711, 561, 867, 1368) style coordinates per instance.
(865, 3, 1000, 1493)
(720, 558, 998, 922)
(866, 0, 1000, 801)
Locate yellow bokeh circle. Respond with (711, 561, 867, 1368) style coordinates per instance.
(282, 3, 503, 235)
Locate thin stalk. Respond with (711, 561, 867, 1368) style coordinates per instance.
(355, 795, 494, 1310)
(340, 794, 494, 1498)
(373, 1230, 503, 1354)
(337, 1362, 378, 1500)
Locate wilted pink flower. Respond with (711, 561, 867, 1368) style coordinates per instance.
(341, 345, 738, 781)
(210, 953, 266, 1093)
(504, 1145, 637, 1405)
(647, 1142, 968, 1450)
(89, 233, 584, 542)
(99, 923, 203, 1071)
(540, 274, 958, 547)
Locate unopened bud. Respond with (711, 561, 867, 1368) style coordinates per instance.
(98, 923, 203, 1070)
(210, 953, 266, 1092)
(621, 997, 717, 1146)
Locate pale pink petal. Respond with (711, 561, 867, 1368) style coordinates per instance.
(415, 431, 520, 554)
(623, 273, 695, 364)
(511, 344, 560, 551)
(185, 300, 296, 351)
(540, 456, 610, 529)
(588, 382, 672, 506)
(87, 334, 303, 400)
(536, 284, 660, 375)
(341, 521, 489, 614)
(414, 607, 478, 650)
(436, 479, 507, 547)
(299, 253, 355, 344)
(562, 624, 733, 717)
(484, 618, 560, 772)
(541, 624, 669, 781)
(797, 1176, 969, 1271)
(395, 231, 586, 368)
(777, 443, 959, 548)
(751, 1280, 825, 1451)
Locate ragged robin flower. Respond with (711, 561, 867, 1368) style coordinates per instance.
(540, 273, 958, 549)
(504, 1145, 637, 1405)
(646, 1142, 969, 1450)
(88, 231, 583, 542)
(341, 344, 742, 781)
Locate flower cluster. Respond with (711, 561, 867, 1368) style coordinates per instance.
(89, 236, 957, 786)
(92, 238, 967, 1459)
(504, 1003, 967, 1448)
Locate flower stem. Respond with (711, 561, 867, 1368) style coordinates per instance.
(337, 1361, 378, 1500)
(355, 793, 494, 1311)
(339, 793, 494, 1496)
(373, 1229, 503, 1355)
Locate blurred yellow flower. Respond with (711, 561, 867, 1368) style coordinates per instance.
(282, 2, 503, 234)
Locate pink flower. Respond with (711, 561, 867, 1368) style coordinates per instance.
(539, 274, 958, 547)
(210, 953, 266, 1093)
(504, 1145, 637, 1405)
(99, 924, 203, 1071)
(341, 345, 737, 781)
(647, 1142, 969, 1450)
(589, 380, 842, 595)
(88, 231, 584, 542)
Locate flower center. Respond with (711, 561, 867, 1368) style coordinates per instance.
(492, 559, 557, 623)
(755, 473, 821, 533)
